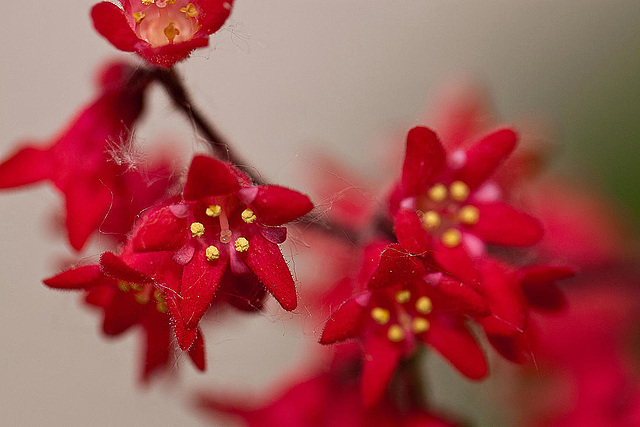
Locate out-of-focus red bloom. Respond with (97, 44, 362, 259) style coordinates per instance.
(320, 244, 489, 404)
(130, 155, 313, 348)
(43, 245, 205, 382)
(92, 0, 234, 68)
(0, 62, 162, 251)
(391, 126, 543, 283)
(197, 348, 460, 427)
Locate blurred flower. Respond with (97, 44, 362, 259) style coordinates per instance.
(92, 0, 234, 67)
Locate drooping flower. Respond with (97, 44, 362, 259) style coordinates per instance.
(0, 61, 159, 251)
(391, 126, 543, 283)
(92, 0, 234, 68)
(320, 244, 489, 405)
(131, 155, 313, 347)
(43, 246, 205, 382)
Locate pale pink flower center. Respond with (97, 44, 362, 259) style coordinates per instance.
(130, 0, 200, 47)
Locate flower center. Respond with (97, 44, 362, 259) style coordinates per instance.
(370, 291, 433, 343)
(416, 180, 479, 248)
(131, 0, 200, 47)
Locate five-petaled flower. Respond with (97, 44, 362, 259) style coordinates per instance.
(320, 244, 489, 405)
(130, 155, 313, 348)
(392, 126, 543, 284)
(92, 0, 234, 67)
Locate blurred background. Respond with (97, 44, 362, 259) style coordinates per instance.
(1, 1, 639, 425)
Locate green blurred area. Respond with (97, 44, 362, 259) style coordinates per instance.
(563, 32, 640, 227)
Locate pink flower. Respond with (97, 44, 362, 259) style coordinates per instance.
(92, 0, 234, 67)
(130, 155, 313, 345)
(319, 244, 489, 405)
(391, 126, 543, 284)
(0, 61, 160, 250)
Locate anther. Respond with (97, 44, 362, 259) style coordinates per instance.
(135, 293, 149, 305)
(118, 282, 131, 292)
(421, 211, 441, 230)
(428, 183, 448, 202)
(412, 317, 430, 334)
(180, 3, 199, 18)
(190, 222, 205, 237)
(164, 22, 180, 43)
(205, 245, 220, 261)
(156, 302, 168, 313)
(395, 290, 411, 304)
(153, 290, 165, 303)
(141, 0, 154, 5)
(449, 181, 470, 201)
(206, 205, 222, 217)
(415, 296, 433, 314)
(441, 228, 462, 248)
(241, 209, 257, 224)
(370, 307, 390, 325)
(234, 237, 250, 252)
(133, 12, 145, 24)
(387, 325, 405, 342)
(459, 205, 480, 225)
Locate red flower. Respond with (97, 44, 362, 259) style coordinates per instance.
(92, 0, 234, 68)
(320, 244, 489, 405)
(197, 348, 460, 427)
(392, 126, 543, 283)
(43, 247, 205, 382)
(0, 61, 158, 251)
(131, 155, 313, 346)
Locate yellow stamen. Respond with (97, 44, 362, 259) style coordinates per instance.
(164, 22, 180, 43)
(428, 183, 448, 202)
(206, 205, 222, 217)
(156, 302, 168, 313)
(133, 12, 145, 24)
(205, 245, 220, 261)
(421, 210, 441, 230)
(441, 228, 462, 248)
(167, 0, 177, 4)
(180, 3, 199, 18)
(412, 317, 430, 334)
(415, 296, 433, 314)
(387, 325, 405, 342)
(118, 281, 131, 292)
(141, 0, 154, 5)
(154, 290, 165, 303)
(241, 209, 257, 224)
(131, 283, 144, 292)
(190, 222, 205, 237)
(396, 290, 411, 304)
(371, 307, 390, 325)
(450, 181, 470, 202)
(459, 205, 480, 225)
(234, 237, 250, 252)
(135, 293, 149, 305)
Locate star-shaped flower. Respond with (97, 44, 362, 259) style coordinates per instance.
(130, 155, 313, 347)
(392, 126, 543, 283)
(92, 0, 234, 67)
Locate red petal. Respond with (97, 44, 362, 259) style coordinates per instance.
(487, 333, 530, 364)
(246, 185, 313, 226)
(195, 0, 234, 34)
(0, 146, 52, 188)
(100, 252, 154, 284)
(242, 234, 297, 311)
(183, 155, 240, 200)
(188, 329, 207, 371)
(181, 248, 228, 329)
(434, 276, 490, 317)
(479, 260, 525, 336)
(102, 290, 145, 335)
(43, 265, 102, 290)
(520, 265, 575, 284)
(401, 127, 445, 196)
(455, 128, 517, 189)
(422, 320, 487, 380)
(91, 2, 140, 52)
(520, 265, 572, 312)
(132, 206, 188, 252)
(433, 242, 480, 285)
(136, 36, 209, 68)
(64, 179, 113, 251)
(140, 313, 171, 383)
(368, 244, 426, 289)
(394, 210, 431, 254)
(319, 294, 368, 344)
(471, 202, 543, 246)
(361, 334, 404, 406)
